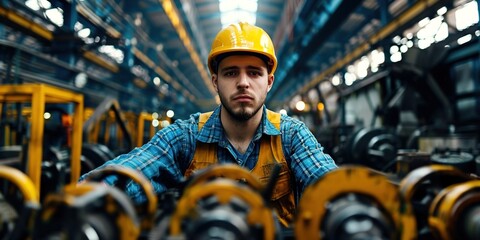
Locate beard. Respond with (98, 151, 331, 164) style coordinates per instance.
(219, 92, 263, 121)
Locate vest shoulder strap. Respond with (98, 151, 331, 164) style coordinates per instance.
(198, 111, 214, 130)
(266, 109, 281, 130)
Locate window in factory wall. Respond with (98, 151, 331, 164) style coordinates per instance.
(454, 1, 479, 31)
(452, 59, 480, 125)
(344, 87, 382, 129)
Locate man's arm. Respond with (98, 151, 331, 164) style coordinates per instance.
(78, 121, 190, 203)
(282, 118, 338, 194)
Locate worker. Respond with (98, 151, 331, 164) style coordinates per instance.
(80, 22, 338, 227)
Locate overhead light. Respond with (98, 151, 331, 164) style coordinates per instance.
(134, 13, 142, 26)
(152, 119, 159, 127)
(219, 0, 258, 28)
(454, 1, 479, 31)
(457, 34, 472, 45)
(437, 6, 447, 16)
(45, 8, 64, 27)
(77, 28, 91, 38)
(166, 110, 175, 118)
(156, 44, 164, 51)
(418, 17, 430, 28)
(74, 72, 88, 88)
(331, 74, 341, 86)
(295, 101, 306, 111)
(44, 112, 52, 119)
(153, 77, 161, 86)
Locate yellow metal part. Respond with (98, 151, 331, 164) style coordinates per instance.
(135, 112, 157, 147)
(0, 165, 39, 204)
(84, 165, 158, 230)
(75, 4, 121, 39)
(82, 51, 119, 73)
(399, 165, 472, 203)
(185, 163, 264, 191)
(0, 4, 119, 73)
(0, 6, 53, 40)
(0, 105, 32, 145)
(103, 110, 115, 146)
(0, 84, 84, 196)
(83, 108, 99, 143)
(295, 165, 416, 240)
(429, 180, 480, 240)
(42, 182, 140, 240)
(123, 112, 138, 146)
(169, 179, 276, 240)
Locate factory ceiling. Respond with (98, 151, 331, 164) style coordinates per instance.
(0, 0, 470, 119)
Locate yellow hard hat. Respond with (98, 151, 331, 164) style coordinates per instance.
(207, 22, 277, 76)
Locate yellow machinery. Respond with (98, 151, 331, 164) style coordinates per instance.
(35, 165, 158, 239)
(295, 165, 417, 240)
(0, 84, 83, 197)
(124, 111, 159, 148)
(83, 165, 158, 231)
(35, 182, 141, 239)
(184, 164, 264, 191)
(135, 112, 159, 147)
(151, 164, 279, 240)
(1, 158, 479, 239)
(0, 165, 40, 239)
(429, 180, 480, 240)
(82, 98, 132, 155)
(83, 107, 98, 144)
(399, 165, 476, 239)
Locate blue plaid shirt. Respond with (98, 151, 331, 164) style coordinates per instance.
(80, 105, 337, 202)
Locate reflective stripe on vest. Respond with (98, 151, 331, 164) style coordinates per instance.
(184, 110, 296, 226)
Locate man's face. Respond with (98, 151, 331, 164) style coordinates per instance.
(212, 55, 274, 121)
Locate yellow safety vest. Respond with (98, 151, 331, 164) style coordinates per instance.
(184, 110, 296, 226)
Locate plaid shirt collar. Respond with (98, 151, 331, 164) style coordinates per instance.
(197, 105, 281, 144)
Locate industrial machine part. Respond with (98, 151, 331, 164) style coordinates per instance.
(80, 143, 116, 174)
(343, 128, 398, 171)
(399, 165, 473, 239)
(185, 163, 284, 210)
(0, 165, 39, 240)
(83, 165, 158, 231)
(165, 178, 278, 240)
(0, 145, 23, 168)
(82, 98, 133, 155)
(417, 134, 477, 154)
(395, 150, 431, 178)
(40, 146, 71, 201)
(0, 84, 84, 197)
(477, 156, 480, 176)
(429, 180, 480, 240)
(295, 166, 416, 240)
(34, 182, 140, 240)
(430, 150, 475, 174)
(185, 164, 264, 192)
(149, 164, 280, 240)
